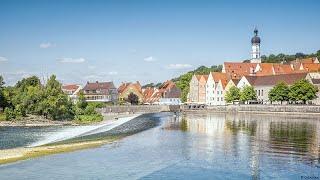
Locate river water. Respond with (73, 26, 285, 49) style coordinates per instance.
(0, 112, 319, 179)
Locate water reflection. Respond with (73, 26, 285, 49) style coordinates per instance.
(164, 112, 320, 178)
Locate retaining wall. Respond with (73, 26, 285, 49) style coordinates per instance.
(183, 105, 320, 114)
(98, 105, 172, 115)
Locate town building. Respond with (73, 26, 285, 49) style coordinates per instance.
(188, 28, 320, 105)
(62, 84, 82, 102)
(198, 75, 208, 104)
(142, 87, 159, 104)
(118, 81, 144, 103)
(237, 73, 308, 103)
(82, 81, 118, 103)
(143, 81, 182, 105)
(188, 75, 201, 103)
(205, 72, 228, 105)
(158, 80, 181, 105)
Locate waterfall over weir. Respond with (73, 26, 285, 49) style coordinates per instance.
(29, 115, 140, 147)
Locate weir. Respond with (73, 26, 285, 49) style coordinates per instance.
(28, 115, 140, 147)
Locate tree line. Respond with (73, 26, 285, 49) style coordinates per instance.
(0, 75, 103, 122)
(225, 79, 318, 104)
(243, 50, 320, 63)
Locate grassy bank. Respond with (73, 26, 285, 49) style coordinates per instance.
(0, 137, 119, 165)
(73, 114, 104, 125)
(0, 113, 5, 121)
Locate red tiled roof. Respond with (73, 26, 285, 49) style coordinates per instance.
(62, 84, 80, 91)
(244, 73, 307, 86)
(212, 72, 228, 88)
(212, 72, 227, 82)
(83, 81, 115, 91)
(202, 75, 209, 81)
(143, 87, 158, 103)
(195, 75, 202, 81)
(159, 80, 181, 98)
(302, 63, 320, 72)
(224, 62, 258, 78)
(255, 63, 274, 76)
(273, 64, 295, 74)
(301, 57, 315, 64)
(118, 81, 142, 94)
(231, 79, 240, 85)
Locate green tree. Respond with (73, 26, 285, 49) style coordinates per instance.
(268, 82, 290, 104)
(175, 72, 193, 102)
(316, 50, 320, 60)
(41, 75, 74, 120)
(76, 92, 88, 109)
(0, 76, 6, 109)
(127, 92, 139, 105)
(240, 85, 257, 104)
(288, 79, 318, 104)
(225, 86, 240, 104)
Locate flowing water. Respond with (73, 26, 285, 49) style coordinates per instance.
(0, 112, 319, 179)
(0, 115, 140, 149)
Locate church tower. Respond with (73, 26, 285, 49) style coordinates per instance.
(250, 28, 261, 63)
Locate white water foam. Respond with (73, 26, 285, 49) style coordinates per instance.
(28, 115, 140, 147)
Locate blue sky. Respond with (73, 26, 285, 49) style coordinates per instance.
(0, 0, 320, 86)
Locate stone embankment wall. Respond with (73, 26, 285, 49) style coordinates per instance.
(183, 105, 320, 114)
(98, 105, 180, 115)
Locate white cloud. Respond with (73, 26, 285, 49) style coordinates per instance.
(57, 57, 86, 63)
(166, 64, 193, 69)
(108, 71, 118, 75)
(0, 56, 8, 62)
(40, 42, 56, 49)
(143, 56, 156, 62)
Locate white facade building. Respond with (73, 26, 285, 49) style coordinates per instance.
(205, 72, 227, 106)
(206, 72, 215, 105)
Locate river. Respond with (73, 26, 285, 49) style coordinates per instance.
(0, 112, 319, 179)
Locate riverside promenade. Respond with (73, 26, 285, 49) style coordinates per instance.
(183, 104, 320, 114)
(98, 104, 320, 115)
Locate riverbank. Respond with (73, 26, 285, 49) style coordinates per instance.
(0, 113, 140, 127)
(0, 137, 119, 165)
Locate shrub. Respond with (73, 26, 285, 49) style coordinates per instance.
(75, 114, 103, 124)
(4, 107, 16, 120)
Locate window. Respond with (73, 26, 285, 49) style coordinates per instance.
(261, 90, 264, 96)
(258, 90, 260, 96)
